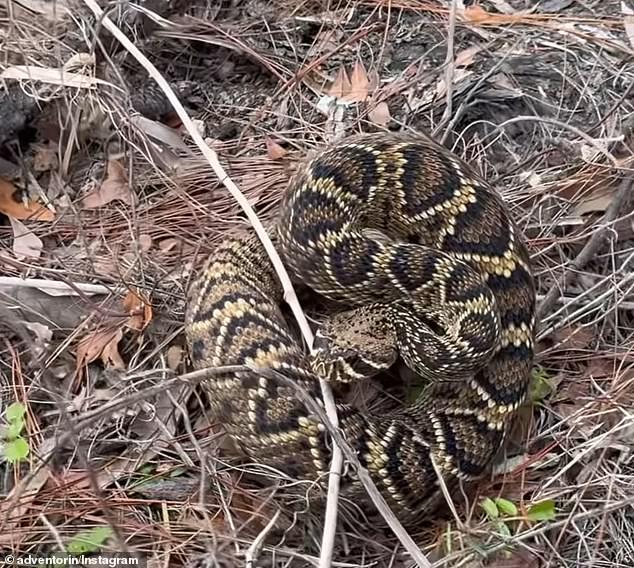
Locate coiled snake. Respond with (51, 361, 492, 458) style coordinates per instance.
(185, 132, 536, 522)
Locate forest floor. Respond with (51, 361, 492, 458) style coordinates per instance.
(1, 0, 633, 566)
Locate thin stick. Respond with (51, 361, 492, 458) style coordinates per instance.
(438, 0, 458, 132)
(537, 174, 634, 319)
(0, 276, 113, 296)
(245, 509, 281, 567)
(79, 1, 344, 564)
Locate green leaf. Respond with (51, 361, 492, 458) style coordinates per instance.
(67, 526, 113, 555)
(495, 497, 518, 517)
(480, 497, 499, 519)
(6, 402, 26, 422)
(527, 499, 556, 522)
(138, 464, 154, 475)
(529, 368, 554, 402)
(4, 417, 25, 439)
(5, 437, 29, 462)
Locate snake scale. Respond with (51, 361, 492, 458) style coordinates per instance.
(184, 132, 536, 523)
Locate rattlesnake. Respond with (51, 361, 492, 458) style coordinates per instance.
(184, 131, 536, 522)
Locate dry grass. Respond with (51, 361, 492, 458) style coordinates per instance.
(1, 0, 634, 566)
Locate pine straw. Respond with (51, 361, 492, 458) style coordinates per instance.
(1, 0, 634, 566)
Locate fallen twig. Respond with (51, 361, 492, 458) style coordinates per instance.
(245, 509, 281, 567)
(438, 0, 458, 137)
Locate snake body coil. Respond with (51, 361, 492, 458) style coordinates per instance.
(185, 132, 536, 522)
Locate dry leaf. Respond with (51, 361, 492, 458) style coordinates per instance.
(32, 143, 59, 172)
(553, 325, 595, 351)
(0, 178, 55, 221)
(265, 137, 288, 160)
(167, 345, 183, 370)
(1, 65, 109, 89)
(487, 548, 541, 568)
(341, 60, 370, 103)
(328, 66, 352, 99)
(435, 69, 472, 97)
(137, 234, 153, 252)
(130, 115, 190, 152)
(455, 45, 482, 67)
(571, 190, 613, 216)
(487, 0, 516, 13)
(6, 0, 72, 19)
(586, 357, 615, 379)
(46, 469, 94, 492)
(75, 326, 125, 371)
(123, 288, 153, 331)
(81, 160, 135, 208)
(368, 102, 391, 127)
(100, 329, 126, 369)
(462, 4, 493, 22)
(9, 216, 43, 259)
(158, 238, 181, 253)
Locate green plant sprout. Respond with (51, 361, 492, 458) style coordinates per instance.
(2, 402, 30, 463)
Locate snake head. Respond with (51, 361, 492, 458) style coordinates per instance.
(310, 305, 398, 383)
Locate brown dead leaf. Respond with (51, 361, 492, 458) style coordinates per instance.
(435, 68, 472, 98)
(368, 102, 391, 127)
(0, 178, 55, 221)
(81, 159, 135, 209)
(461, 4, 526, 24)
(586, 357, 615, 379)
(158, 237, 182, 253)
(488, 0, 516, 13)
(486, 548, 541, 568)
(9, 216, 43, 259)
(455, 45, 482, 67)
(328, 66, 352, 99)
(265, 137, 288, 160)
(167, 345, 183, 370)
(341, 60, 370, 103)
(553, 324, 595, 351)
(32, 142, 59, 172)
(46, 469, 94, 492)
(75, 326, 125, 372)
(137, 233, 153, 252)
(100, 329, 125, 368)
(462, 4, 493, 22)
(571, 189, 613, 216)
(1, 65, 106, 89)
(123, 288, 153, 332)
